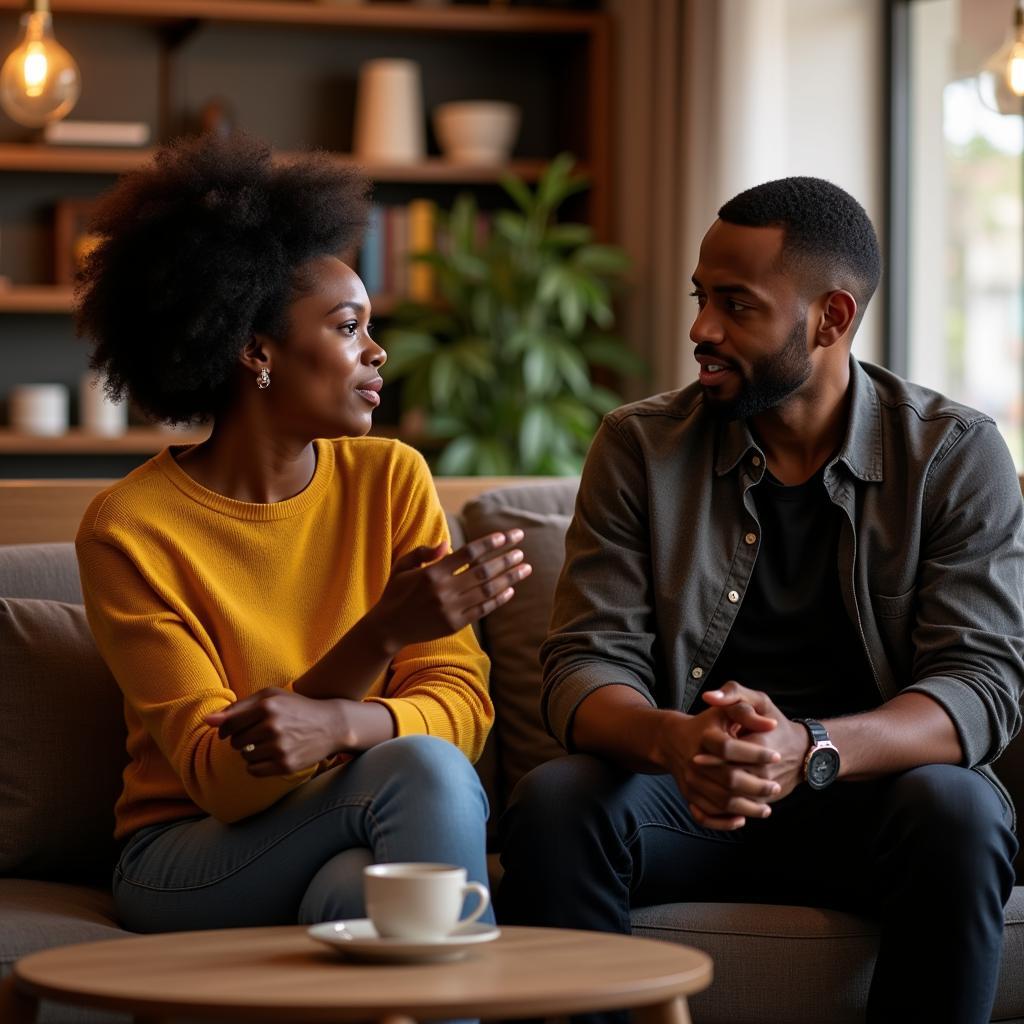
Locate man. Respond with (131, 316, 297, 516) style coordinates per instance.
(496, 177, 1023, 1023)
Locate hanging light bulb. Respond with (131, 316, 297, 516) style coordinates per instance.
(0, 0, 80, 128)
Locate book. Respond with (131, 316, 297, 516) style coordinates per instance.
(407, 198, 437, 302)
(387, 205, 409, 298)
(43, 120, 150, 147)
(359, 204, 385, 299)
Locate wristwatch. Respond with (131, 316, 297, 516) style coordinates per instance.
(795, 719, 840, 790)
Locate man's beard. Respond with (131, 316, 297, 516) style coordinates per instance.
(703, 318, 812, 421)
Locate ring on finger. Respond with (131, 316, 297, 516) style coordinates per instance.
(242, 743, 256, 754)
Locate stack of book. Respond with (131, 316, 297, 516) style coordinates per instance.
(358, 200, 492, 302)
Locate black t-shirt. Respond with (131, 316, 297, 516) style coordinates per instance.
(702, 466, 880, 720)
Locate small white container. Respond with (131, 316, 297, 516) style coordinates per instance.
(9, 384, 70, 436)
(354, 59, 426, 164)
(79, 372, 127, 436)
(433, 101, 521, 165)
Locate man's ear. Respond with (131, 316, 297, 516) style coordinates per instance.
(815, 290, 858, 348)
(239, 335, 272, 375)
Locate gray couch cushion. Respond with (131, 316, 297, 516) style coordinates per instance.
(0, 879, 126, 969)
(0, 544, 81, 603)
(0, 879, 130, 1024)
(462, 479, 578, 811)
(0, 599, 127, 881)
(632, 889, 1024, 1023)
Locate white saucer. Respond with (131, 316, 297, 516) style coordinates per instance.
(308, 919, 501, 963)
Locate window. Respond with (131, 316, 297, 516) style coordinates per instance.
(893, 0, 1023, 466)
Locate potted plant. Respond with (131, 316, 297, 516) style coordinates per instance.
(380, 153, 643, 475)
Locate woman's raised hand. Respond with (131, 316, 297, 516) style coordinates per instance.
(368, 530, 532, 652)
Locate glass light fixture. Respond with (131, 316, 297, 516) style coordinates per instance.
(0, 0, 80, 128)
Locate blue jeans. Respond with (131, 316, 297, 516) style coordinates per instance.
(114, 734, 493, 932)
(497, 755, 1017, 1024)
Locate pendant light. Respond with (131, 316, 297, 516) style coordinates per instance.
(0, 0, 80, 128)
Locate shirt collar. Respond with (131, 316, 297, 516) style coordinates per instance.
(713, 356, 883, 482)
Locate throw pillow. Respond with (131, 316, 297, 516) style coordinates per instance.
(0, 598, 127, 881)
(462, 479, 578, 814)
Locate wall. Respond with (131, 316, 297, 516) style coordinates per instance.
(782, 0, 887, 367)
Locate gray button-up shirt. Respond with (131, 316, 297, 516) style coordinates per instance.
(541, 358, 1024, 812)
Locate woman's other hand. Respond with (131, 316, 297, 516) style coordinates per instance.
(204, 688, 368, 775)
(367, 530, 532, 654)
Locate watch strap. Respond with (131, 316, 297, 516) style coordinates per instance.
(795, 718, 830, 746)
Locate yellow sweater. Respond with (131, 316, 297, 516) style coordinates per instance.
(76, 437, 492, 839)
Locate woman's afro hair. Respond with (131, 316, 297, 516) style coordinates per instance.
(76, 132, 371, 424)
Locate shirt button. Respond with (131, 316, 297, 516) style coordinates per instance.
(728, 589, 740, 603)
(745, 532, 757, 545)
(751, 455, 762, 467)
(691, 667, 704, 679)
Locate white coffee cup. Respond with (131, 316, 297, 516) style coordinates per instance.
(363, 862, 490, 941)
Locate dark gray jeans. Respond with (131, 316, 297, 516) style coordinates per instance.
(497, 756, 1017, 1024)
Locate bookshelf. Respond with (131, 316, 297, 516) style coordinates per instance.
(0, 0, 611, 476)
(0, 143, 566, 182)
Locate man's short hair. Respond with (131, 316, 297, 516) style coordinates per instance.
(718, 177, 882, 328)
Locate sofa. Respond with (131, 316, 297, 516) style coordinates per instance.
(1, 475, 1022, 1024)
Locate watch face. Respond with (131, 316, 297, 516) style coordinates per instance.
(807, 747, 840, 789)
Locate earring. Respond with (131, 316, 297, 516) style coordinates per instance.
(256, 367, 270, 390)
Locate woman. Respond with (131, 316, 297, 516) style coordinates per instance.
(74, 133, 530, 932)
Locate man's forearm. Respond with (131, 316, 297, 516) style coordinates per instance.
(825, 691, 963, 781)
(571, 684, 684, 772)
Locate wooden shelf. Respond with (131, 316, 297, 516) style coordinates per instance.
(0, 144, 563, 181)
(0, 428, 209, 455)
(0, 286, 404, 315)
(0, 1, 605, 34)
(0, 286, 76, 313)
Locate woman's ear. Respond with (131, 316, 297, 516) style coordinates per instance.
(815, 290, 858, 348)
(239, 335, 272, 375)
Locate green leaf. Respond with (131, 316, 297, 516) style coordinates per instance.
(469, 289, 494, 335)
(545, 223, 593, 248)
(450, 251, 489, 281)
(428, 351, 457, 408)
(437, 435, 479, 475)
(494, 210, 528, 244)
(379, 331, 437, 378)
(554, 343, 591, 396)
(500, 173, 535, 215)
(550, 396, 598, 437)
(572, 243, 631, 276)
(523, 344, 557, 397)
(518, 404, 551, 467)
(427, 415, 468, 439)
(587, 385, 624, 414)
(538, 153, 587, 210)
(580, 336, 648, 375)
(506, 327, 543, 356)
(452, 338, 497, 380)
(477, 439, 515, 475)
(449, 193, 479, 255)
(537, 265, 565, 306)
(573, 274, 613, 327)
(558, 285, 586, 336)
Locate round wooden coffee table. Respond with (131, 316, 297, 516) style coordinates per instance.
(4, 924, 712, 1024)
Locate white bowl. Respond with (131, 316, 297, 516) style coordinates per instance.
(433, 101, 521, 165)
